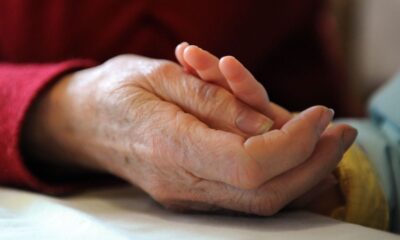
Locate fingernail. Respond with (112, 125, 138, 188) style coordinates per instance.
(318, 108, 335, 133)
(191, 45, 207, 54)
(236, 109, 274, 135)
(342, 127, 358, 149)
(328, 108, 335, 116)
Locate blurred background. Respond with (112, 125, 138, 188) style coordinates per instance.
(334, 0, 400, 109)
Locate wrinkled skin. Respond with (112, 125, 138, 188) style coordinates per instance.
(24, 55, 357, 215)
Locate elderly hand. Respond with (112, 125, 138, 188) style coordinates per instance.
(23, 54, 357, 215)
(174, 43, 349, 211)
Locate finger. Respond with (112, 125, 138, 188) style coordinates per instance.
(219, 56, 271, 115)
(240, 106, 334, 189)
(175, 42, 197, 75)
(304, 181, 346, 215)
(243, 124, 357, 215)
(184, 46, 286, 129)
(219, 56, 290, 129)
(183, 45, 231, 89)
(179, 45, 289, 132)
(268, 102, 292, 129)
(289, 173, 338, 208)
(147, 65, 274, 136)
(183, 46, 284, 129)
(165, 124, 356, 216)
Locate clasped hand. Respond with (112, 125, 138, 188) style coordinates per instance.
(26, 46, 357, 215)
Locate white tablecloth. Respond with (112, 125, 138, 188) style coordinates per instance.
(1, 186, 399, 240)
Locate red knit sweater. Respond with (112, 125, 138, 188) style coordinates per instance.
(0, 0, 350, 193)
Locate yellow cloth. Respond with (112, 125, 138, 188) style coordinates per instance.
(332, 144, 389, 230)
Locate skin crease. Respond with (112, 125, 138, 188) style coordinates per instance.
(175, 43, 346, 210)
(24, 53, 356, 215)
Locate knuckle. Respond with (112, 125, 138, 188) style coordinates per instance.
(194, 83, 232, 118)
(195, 82, 222, 103)
(135, 59, 182, 91)
(144, 60, 182, 88)
(294, 138, 315, 159)
(148, 184, 212, 212)
(266, 190, 286, 215)
(151, 60, 180, 77)
(233, 159, 264, 190)
(252, 188, 285, 216)
(261, 200, 282, 216)
(249, 202, 276, 216)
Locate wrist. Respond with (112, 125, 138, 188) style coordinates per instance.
(20, 69, 103, 175)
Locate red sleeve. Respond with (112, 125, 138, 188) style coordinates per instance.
(0, 60, 95, 194)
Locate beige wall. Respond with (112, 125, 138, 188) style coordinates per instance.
(341, 0, 400, 98)
(354, 0, 400, 85)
